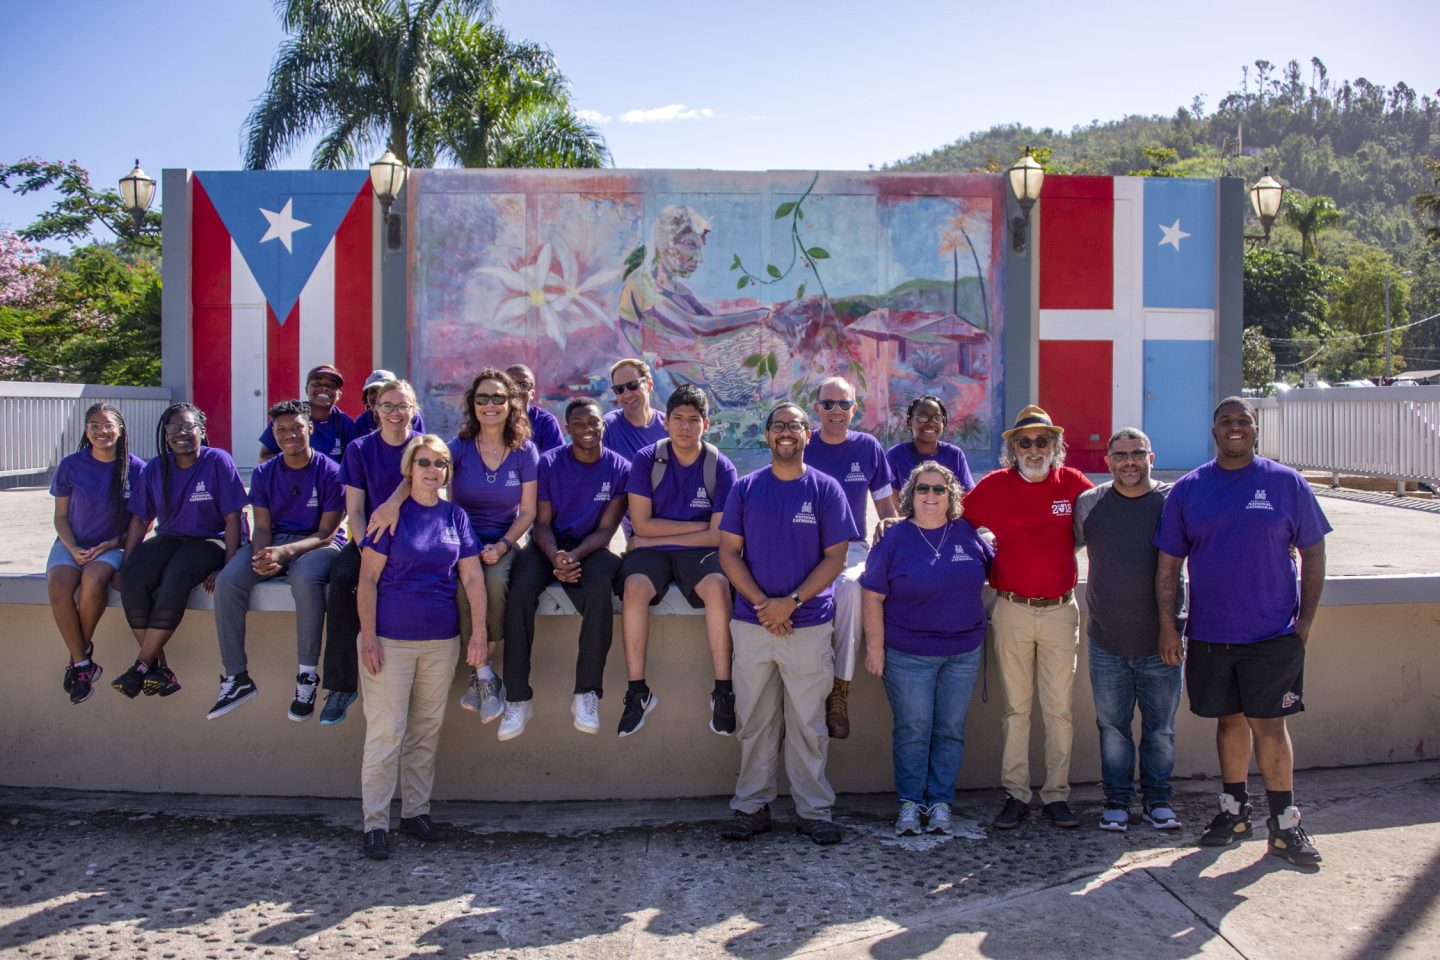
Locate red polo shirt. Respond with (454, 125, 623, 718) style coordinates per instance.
(961, 466, 1093, 598)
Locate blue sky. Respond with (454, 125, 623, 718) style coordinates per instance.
(5, 0, 1438, 247)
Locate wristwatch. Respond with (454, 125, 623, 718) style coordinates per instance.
(789, 591, 802, 605)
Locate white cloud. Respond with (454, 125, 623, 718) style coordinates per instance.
(618, 104, 716, 124)
(575, 108, 612, 124)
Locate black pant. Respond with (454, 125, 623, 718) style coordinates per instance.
(323, 541, 362, 693)
(121, 535, 226, 633)
(503, 538, 620, 702)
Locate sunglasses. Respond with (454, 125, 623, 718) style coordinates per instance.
(1015, 436, 1052, 449)
(1108, 450, 1149, 462)
(612, 378, 645, 396)
(473, 393, 509, 406)
(768, 421, 807, 433)
(377, 402, 413, 414)
(913, 483, 947, 495)
(818, 399, 855, 411)
(414, 457, 451, 470)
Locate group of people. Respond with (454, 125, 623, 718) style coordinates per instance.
(46, 358, 1329, 868)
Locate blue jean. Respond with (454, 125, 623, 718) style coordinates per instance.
(215, 536, 341, 675)
(1088, 640, 1182, 806)
(882, 646, 982, 807)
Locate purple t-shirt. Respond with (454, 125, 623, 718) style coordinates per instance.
(50, 449, 145, 548)
(259, 409, 358, 463)
(528, 404, 565, 454)
(362, 498, 480, 641)
(885, 441, 975, 492)
(249, 452, 346, 541)
(628, 442, 738, 551)
(340, 429, 420, 515)
(128, 447, 248, 539)
(719, 465, 859, 628)
(804, 431, 893, 541)
(859, 518, 993, 656)
(447, 438, 540, 542)
(539, 445, 631, 541)
(602, 408, 667, 462)
(1155, 457, 1332, 645)
(353, 409, 425, 436)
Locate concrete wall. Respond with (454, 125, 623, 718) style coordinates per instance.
(2, 583, 1436, 804)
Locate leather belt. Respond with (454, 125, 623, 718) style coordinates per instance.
(998, 590, 1074, 608)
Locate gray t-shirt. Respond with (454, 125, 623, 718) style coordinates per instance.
(1074, 480, 1180, 657)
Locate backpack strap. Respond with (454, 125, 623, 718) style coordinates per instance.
(650, 438, 720, 506)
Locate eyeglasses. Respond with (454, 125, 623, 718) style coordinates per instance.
(912, 414, 944, 425)
(163, 422, 200, 436)
(473, 393, 509, 406)
(1015, 436, 1052, 449)
(414, 457, 451, 470)
(377, 402, 414, 414)
(1108, 450, 1149, 462)
(768, 421, 807, 433)
(85, 421, 118, 432)
(913, 483, 947, 495)
(817, 399, 855, 411)
(612, 378, 645, 396)
(511, 379, 534, 391)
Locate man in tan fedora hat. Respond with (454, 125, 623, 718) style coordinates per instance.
(961, 404, 1094, 830)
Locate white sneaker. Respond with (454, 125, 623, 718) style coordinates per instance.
(925, 802, 954, 836)
(571, 692, 600, 734)
(496, 700, 533, 741)
(895, 800, 923, 837)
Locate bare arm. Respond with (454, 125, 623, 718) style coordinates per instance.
(862, 588, 887, 676)
(459, 555, 489, 666)
(568, 496, 627, 562)
(358, 547, 387, 674)
(345, 485, 368, 543)
(366, 480, 408, 538)
(204, 511, 242, 593)
(53, 496, 92, 563)
(874, 493, 899, 522)
(482, 480, 537, 565)
(1295, 540, 1326, 644)
(627, 493, 716, 547)
(1156, 552, 1185, 665)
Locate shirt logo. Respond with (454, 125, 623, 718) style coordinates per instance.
(306, 486, 319, 508)
(1246, 488, 1274, 511)
(505, 470, 519, 487)
(793, 501, 817, 525)
(952, 544, 972, 562)
(441, 525, 461, 546)
(690, 486, 712, 509)
(189, 480, 213, 504)
(594, 480, 613, 503)
(330, 438, 342, 455)
(1051, 500, 1072, 516)
(844, 461, 867, 483)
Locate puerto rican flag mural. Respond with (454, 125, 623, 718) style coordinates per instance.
(190, 171, 376, 461)
(1037, 176, 1218, 471)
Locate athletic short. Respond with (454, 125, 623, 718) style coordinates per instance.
(617, 547, 723, 609)
(46, 538, 123, 573)
(1186, 633, 1305, 719)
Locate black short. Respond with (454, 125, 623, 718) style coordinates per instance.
(1186, 633, 1306, 719)
(616, 548, 723, 609)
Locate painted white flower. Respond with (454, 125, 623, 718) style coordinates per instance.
(549, 241, 622, 335)
(476, 243, 571, 345)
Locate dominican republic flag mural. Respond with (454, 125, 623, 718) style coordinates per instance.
(1037, 176, 1218, 471)
(191, 171, 375, 458)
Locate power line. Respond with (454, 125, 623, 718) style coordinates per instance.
(1260, 311, 1440, 344)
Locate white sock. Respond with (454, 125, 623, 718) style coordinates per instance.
(475, 665, 496, 681)
(74, 658, 91, 669)
(298, 664, 318, 677)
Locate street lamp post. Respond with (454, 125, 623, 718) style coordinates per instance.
(369, 150, 408, 251)
(118, 159, 157, 228)
(1006, 148, 1045, 253)
(1244, 167, 1285, 247)
(1385, 269, 1415, 380)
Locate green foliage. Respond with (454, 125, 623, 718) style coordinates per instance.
(731, 172, 831, 303)
(1416, 157, 1440, 245)
(1242, 247, 1332, 368)
(0, 158, 161, 250)
(1242, 326, 1276, 390)
(245, 0, 608, 170)
(1282, 193, 1342, 260)
(1130, 145, 1180, 177)
(1321, 249, 1409, 380)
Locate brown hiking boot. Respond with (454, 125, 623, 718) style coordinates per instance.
(826, 679, 850, 739)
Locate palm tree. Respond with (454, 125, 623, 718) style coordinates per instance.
(1283, 193, 1341, 261)
(243, 0, 608, 170)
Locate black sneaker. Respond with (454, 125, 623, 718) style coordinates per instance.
(207, 673, 258, 719)
(1043, 801, 1080, 828)
(288, 672, 321, 721)
(363, 828, 390, 861)
(143, 664, 182, 697)
(63, 643, 94, 693)
(992, 795, 1030, 830)
(795, 818, 843, 846)
(709, 688, 736, 736)
(1199, 794, 1254, 847)
(69, 661, 103, 705)
(319, 690, 358, 725)
(720, 805, 772, 841)
(1266, 807, 1322, 866)
(111, 661, 148, 699)
(617, 688, 658, 737)
(399, 814, 452, 842)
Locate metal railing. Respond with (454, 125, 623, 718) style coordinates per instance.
(1255, 385, 1440, 489)
(0, 382, 173, 479)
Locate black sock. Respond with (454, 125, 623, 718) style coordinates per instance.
(1267, 790, 1294, 818)
(628, 679, 649, 696)
(1223, 781, 1249, 805)
(713, 679, 733, 695)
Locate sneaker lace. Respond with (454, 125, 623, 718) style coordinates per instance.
(218, 676, 237, 697)
(928, 802, 951, 819)
(578, 693, 599, 719)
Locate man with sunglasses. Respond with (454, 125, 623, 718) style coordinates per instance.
(804, 376, 898, 738)
(602, 358, 668, 462)
(961, 404, 1093, 830)
(718, 402, 858, 845)
(1073, 428, 1183, 834)
(257, 364, 357, 464)
(507, 363, 564, 454)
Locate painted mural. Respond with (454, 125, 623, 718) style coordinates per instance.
(410, 170, 1006, 469)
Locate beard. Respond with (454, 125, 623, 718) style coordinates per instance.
(1018, 453, 1054, 482)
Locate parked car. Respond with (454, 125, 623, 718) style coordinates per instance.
(1334, 379, 1377, 388)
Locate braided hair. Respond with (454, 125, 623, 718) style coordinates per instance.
(79, 402, 131, 532)
(154, 402, 208, 507)
(905, 394, 949, 425)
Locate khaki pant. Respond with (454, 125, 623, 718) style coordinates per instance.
(991, 595, 1080, 804)
(359, 635, 459, 830)
(457, 547, 513, 646)
(730, 619, 836, 820)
